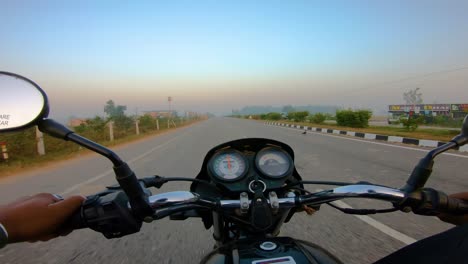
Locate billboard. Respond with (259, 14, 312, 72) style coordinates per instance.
(388, 104, 450, 112)
(451, 104, 468, 112)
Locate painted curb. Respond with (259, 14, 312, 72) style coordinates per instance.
(265, 122, 468, 153)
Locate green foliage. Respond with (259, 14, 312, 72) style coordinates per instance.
(139, 114, 157, 133)
(424, 115, 463, 127)
(113, 115, 134, 138)
(400, 115, 424, 131)
(74, 116, 108, 141)
(336, 109, 372, 128)
(266, 112, 282, 120)
(293, 111, 309, 122)
(104, 100, 127, 120)
(310, 113, 326, 124)
(286, 111, 309, 122)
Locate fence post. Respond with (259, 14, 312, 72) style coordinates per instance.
(156, 119, 160, 130)
(0, 142, 8, 162)
(109, 121, 114, 141)
(36, 126, 45, 156)
(135, 120, 140, 135)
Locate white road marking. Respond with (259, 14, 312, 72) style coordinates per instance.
(61, 129, 192, 195)
(273, 125, 468, 159)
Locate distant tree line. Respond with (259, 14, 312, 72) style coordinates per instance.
(236, 108, 372, 128)
(232, 105, 338, 116)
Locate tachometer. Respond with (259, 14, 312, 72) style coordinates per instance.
(256, 147, 292, 178)
(209, 150, 248, 181)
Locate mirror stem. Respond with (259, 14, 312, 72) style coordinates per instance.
(38, 119, 124, 166)
(38, 119, 153, 218)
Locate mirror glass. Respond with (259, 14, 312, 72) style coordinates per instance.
(0, 72, 48, 131)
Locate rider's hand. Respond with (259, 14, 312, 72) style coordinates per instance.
(437, 192, 468, 226)
(0, 193, 85, 243)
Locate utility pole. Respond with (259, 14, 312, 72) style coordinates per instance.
(168, 96, 173, 128)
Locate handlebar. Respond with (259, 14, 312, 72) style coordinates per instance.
(68, 184, 468, 238)
(146, 184, 407, 218)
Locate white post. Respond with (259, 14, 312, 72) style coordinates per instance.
(167, 119, 170, 129)
(156, 119, 160, 130)
(135, 120, 140, 135)
(109, 121, 114, 141)
(36, 126, 45, 156)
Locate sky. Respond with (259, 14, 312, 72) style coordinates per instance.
(2, 0, 468, 120)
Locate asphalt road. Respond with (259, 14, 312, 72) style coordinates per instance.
(1, 118, 467, 264)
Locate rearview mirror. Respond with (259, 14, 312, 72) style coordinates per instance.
(0, 72, 49, 132)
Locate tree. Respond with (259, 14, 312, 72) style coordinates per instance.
(104, 100, 127, 120)
(282, 105, 296, 113)
(293, 111, 309, 122)
(403, 88, 423, 104)
(310, 113, 326, 124)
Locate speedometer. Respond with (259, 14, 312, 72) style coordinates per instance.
(255, 147, 292, 178)
(209, 150, 248, 181)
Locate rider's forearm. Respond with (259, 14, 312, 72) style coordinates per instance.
(0, 222, 8, 248)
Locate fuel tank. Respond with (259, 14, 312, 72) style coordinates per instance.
(200, 237, 343, 264)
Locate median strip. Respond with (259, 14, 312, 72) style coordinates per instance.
(266, 122, 468, 153)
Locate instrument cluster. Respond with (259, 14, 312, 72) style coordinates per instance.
(207, 146, 294, 192)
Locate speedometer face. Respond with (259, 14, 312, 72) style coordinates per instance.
(256, 148, 292, 178)
(210, 151, 247, 181)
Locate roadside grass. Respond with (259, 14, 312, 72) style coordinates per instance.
(269, 120, 459, 142)
(0, 119, 203, 178)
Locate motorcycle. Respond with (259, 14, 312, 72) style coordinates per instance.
(1, 71, 468, 264)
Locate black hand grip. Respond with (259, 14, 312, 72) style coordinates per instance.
(408, 188, 468, 216)
(438, 193, 468, 215)
(68, 207, 87, 229)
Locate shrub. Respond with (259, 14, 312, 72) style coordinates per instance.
(266, 112, 282, 120)
(400, 115, 424, 131)
(336, 109, 372, 128)
(310, 113, 326, 124)
(287, 111, 309, 122)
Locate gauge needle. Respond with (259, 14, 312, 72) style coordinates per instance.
(227, 155, 232, 171)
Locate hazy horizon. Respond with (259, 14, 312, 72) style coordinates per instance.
(2, 1, 468, 121)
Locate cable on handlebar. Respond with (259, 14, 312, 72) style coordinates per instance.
(284, 181, 352, 189)
(326, 202, 398, 215)
(142, 176, 221, 191)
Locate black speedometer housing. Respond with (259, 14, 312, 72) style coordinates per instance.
(190, 138, 305, 231)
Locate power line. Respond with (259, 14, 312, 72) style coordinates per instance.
(376, 66, 468, 86)
(347, 65, 468, 93)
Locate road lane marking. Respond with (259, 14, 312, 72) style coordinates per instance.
(273, 125, 468, 159)
(61, 128, 193, 195)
